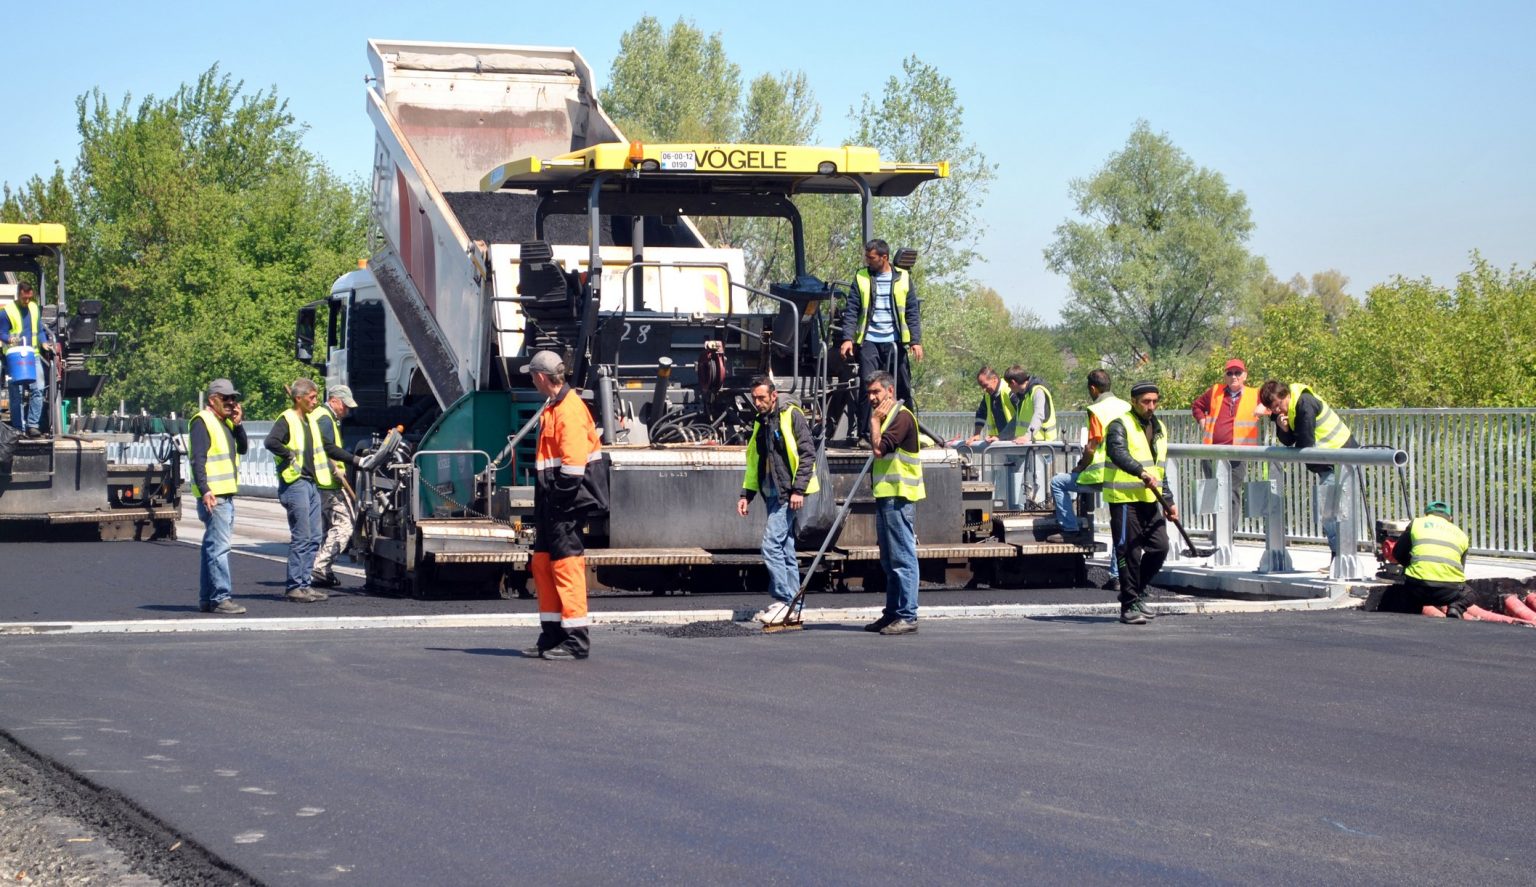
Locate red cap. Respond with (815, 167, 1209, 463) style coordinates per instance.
(1224, 358, 1246, 373)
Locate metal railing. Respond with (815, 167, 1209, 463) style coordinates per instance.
(925, 408, 1536, 558)
(109, 421, 279, 498)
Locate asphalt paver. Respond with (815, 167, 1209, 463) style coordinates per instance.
(1, 611, 1533, 884)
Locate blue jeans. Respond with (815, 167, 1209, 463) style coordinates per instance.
(7, 379, 43, 431)
(760, 481, 800, 604)
(1050, 470, 1116, 577)
(876, 496, 919, 621)
(278, 479, 323, 591)
(197, 496, 235, 606)
(1314, 469, 1349, 557)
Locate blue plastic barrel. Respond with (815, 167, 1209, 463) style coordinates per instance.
(4, 345, 39, 383)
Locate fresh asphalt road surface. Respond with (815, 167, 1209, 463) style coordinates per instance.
(1, 538, 1126, 623)
(1, 611, 1533, 884)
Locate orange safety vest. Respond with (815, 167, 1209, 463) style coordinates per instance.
(1201, 383, 1261, 446)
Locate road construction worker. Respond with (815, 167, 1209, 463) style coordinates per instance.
(310, 385, 362, 589)
(1005, 365, 1057, 445)
(838, 239, 922, 445)
(1047, 371, 1126, 589)
(737, 376, 819, 625)
(1258, 380, 1358, 559)
(1103, 381, 1174, 624)
(863, 370, 924, 635)
(967, 366, 1012, 444)
(190, 379, 248, 615)
(524, 350, 606, 660)
(1190, 358, 1261, 518)
(2, 281, 52, 437)
(1005, 365, 1057, 503)
(266, 378, 343, 603)
(1390, 502, 1536, 625)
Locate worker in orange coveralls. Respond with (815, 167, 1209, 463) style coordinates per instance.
(523, 350, 606, 660)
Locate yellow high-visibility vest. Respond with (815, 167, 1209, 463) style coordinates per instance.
(853, 267, 912, 345)
(277, 408, 334, 487)
(742, 404, 821, 496)
(190, 408, 239, 497)
(1102, 412, 1168, 505)
(1287, 384, 1352, 449)
(2, 301, 41, 354)
(871, 405, 925, 501)
(1405, 515, 1469, 585)
(1076, 395, 1131, 485)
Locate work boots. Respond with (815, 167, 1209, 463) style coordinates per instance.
(1119, 605, 1148, 625)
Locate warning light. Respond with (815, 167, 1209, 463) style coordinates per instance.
(628, 140, 645, 166)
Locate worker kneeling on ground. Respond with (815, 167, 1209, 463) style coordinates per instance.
(1103, 381, 1174, 625)
(737, 376, 818, 625)
(1392, 501, 1536, 625)
(524, 351, 607, 660)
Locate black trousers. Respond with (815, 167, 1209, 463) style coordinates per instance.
(1400, 579, 1477, 616)
(855, 341, 914, 437)
(1110, 501, 1169, 605)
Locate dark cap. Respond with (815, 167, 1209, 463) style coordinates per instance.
(327, 385, 359, 408)
(207, 379, 240, 399)
(1224, 358, 1247, 373)
(1130, 380, 1161, 397)
(519, 350, 564, 375)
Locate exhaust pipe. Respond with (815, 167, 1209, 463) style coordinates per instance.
(649, 357, 674, 430)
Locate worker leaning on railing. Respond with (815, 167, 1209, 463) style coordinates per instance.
(1258, 380, 1358, 563)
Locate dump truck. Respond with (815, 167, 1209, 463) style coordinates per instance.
(0, 223, 181, 539)
(300, 39, 1091, 597)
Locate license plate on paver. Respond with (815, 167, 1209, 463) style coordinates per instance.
(660, 151, 696, 171)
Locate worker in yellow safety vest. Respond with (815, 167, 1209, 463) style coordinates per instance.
(309, 385, 364, 589)
(837, 239, 922, 445)
(1259, 379, 1358, 559)
(189, 379, 249, 615)
(967, 366, 1012, 444)
(264, 378, 338, 604)
(738, 376, 820, 626)
(863, 370, 924, 635)
(3, 281, 53, 437)
(1046, 370, 1129, 593)
(1103, 381, 1175, 625)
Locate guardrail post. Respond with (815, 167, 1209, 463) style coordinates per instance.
(1331, 466, 1371, 581)
(1165, 460, 1185, 562)
(1258, 459, 1293, 573)
(1214, 459, 1235, 567)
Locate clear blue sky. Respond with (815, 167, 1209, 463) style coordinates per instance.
(3, 1, 1531, 324)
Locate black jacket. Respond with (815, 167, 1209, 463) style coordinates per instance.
(740, 404, 816, 503)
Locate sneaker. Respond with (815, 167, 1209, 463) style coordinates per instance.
(309, 572, 340, 589)
(210, 600, 246, 615)
(520, 645, 546, 658)
(1046, 529, 1090, 545)
(1102, 578, 1121, 591)
(285, 588, 321, 603)
(1131, 599, 1157, 620)
(540, 645, 582, 661)
(756, 602, 791, 625)
(24, 427, 41, 439)
(864, 614, 898, 633)
(304, 587, 329, 602)
(1119, 606, 1148, 625)
(879, 619, 918, 635)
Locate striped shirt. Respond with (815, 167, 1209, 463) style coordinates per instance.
(864, 271, 896, 343)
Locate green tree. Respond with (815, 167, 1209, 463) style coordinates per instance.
(600, 17, 742, 143)
(1046, 121, 1264, 372)
(2, 67, 367, 418)
(1230, 254, 1536, 407)
(919, 284, 1063, 411)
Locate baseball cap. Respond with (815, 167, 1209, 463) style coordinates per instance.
(1224, 358, 1247, 373)
(1426, 501, 1453, 518)
(328, 385, 359, 408)
(207, 378, 241, 400)
(519, 350, 564, 375)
